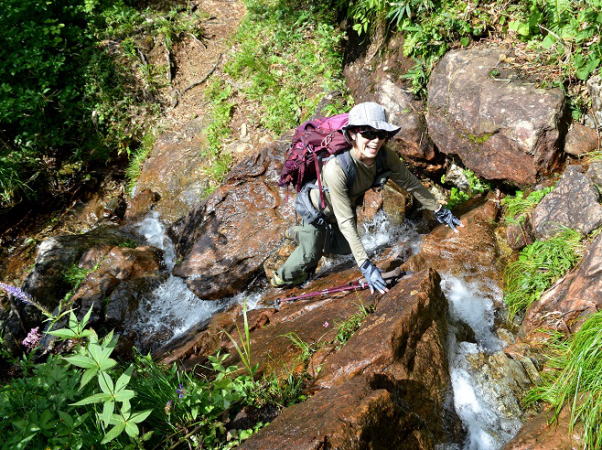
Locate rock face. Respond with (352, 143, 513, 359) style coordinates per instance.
(531, 164, 602, 239)
(404, 195, 502, 284)
(504, 408, 583, 450)
(238, 270, 463, 449)
(427, 46, 566, 185)
(344, 34, 436, 162)
(172, 143, 295, 300)
(130, 118, 210, 226)
(520, 233, 602, 338)
(22, 226, 143, 312)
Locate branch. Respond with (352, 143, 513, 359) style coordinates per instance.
(182, 53, 223, 94)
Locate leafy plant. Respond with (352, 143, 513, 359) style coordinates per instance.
(525, 311, 602, 449)
(503, 228, 582, 318)
(502, 186, 554, 224)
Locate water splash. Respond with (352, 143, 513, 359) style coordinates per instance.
(441, 275, 522, 449)
(130, 212, 264, 349)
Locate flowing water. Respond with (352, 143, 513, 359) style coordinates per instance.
(131, 211, 522, 448)
(441, 275, 522, 449)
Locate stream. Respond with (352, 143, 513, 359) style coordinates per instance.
(131, 211, 521, 449)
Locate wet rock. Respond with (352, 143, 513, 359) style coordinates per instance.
(520, 232, 602, 339)
(344, 34, 436, 163)
(240, 375, 428, 450)
(173, 144, 295, 300)
(564, 122, 600, 156)
(124, 189, 161, 222)
(404, 196, 502, 284)
(130, 118, 210, 226)
(22, 226, 143, 312)
(427, 46, 565, 186)
(531, 164, 602, 239)
(504, 217, 534, 250)
(504, 407, 583, 450)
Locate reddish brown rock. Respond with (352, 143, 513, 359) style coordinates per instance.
(239, 270, 462, 449)
(403, 196, 502, 284)
(173, 144, 295, 299)
(131, 118, 210, 225)
(124, 189, 161, 222)
(427, 46, 565, 186)
(240, 375, 427, 450)
(520, 233, 602, 339)
(505, 218, 534, 250)
(504, 408, 582, 450)
(564, 122, 600, 156)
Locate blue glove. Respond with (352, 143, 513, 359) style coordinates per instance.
(435, 207, 462, 232)
(360, 260, 388, 294)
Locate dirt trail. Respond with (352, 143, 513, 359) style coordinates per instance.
(159, 0, 245, 130)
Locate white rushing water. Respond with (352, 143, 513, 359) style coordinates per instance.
(440, 275, 522, 449)
(130, 212, 262, 348)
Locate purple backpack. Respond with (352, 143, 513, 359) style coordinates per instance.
(278, 113, 350, 207)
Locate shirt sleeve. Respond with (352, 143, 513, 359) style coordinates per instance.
(322, 160, 369, 267)
(385, 148, 439, 211)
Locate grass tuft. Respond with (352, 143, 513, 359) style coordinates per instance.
(525, 311, 602, 449)
(503, 228, 582, 319)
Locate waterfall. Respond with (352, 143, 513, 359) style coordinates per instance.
(441, 275, 522, 449)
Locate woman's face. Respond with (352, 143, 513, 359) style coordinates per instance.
(350, 127, 388, 163)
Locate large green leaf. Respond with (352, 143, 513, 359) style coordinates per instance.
(100, 422, 126, 444)
(70, 392, 111, 406)
(101, 401, 115, 427)
(129, 409, 152, 424)
(64, 354, 96, 369)
(115, 366, 133, 392)
(98, 371, 114, 395)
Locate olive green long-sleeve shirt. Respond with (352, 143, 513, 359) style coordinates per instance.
(309, 147, 439, 267)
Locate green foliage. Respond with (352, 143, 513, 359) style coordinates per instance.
(442, 168, 491, 209)
(225, 0, 349, 134)
(334, 303, 374, 347)
(503, 228, 582, 318)
(223, 302, 258, 377)
(0, 0, 203, 208)
(525, 311, 602, 449)
(502, 186, 554, 224)
(126, 131, 155, 196)
(2, 308, 267, 448)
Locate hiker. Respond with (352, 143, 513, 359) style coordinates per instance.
(271, 102, 462, 293)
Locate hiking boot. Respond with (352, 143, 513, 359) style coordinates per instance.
(270, 272, 307, 288)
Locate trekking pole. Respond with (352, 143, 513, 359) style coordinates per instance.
(275, 268, 405, 307)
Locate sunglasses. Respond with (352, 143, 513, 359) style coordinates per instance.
(357, 128, 389, 140)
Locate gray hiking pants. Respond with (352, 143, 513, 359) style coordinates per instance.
(275, 222, 351, 282)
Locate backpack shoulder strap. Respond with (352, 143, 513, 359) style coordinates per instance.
(335, 150, 356, 192)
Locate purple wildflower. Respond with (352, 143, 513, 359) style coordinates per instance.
(0, 282, 33, 306)
(323, 321, 330, 328)
(176, 384, 185, 399)
(22, 327, 42, 350)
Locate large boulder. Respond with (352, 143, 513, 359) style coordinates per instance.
(172, 143, 295, 300)
(427, 46, 566, 186)
(531, 164, 602, 239)
(235, 270, 463, 448)
(504, 408, 583, 449)
(520, 232, 602, 339)
(344, 34, 436, 163)
(22, 226, 143, 313)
